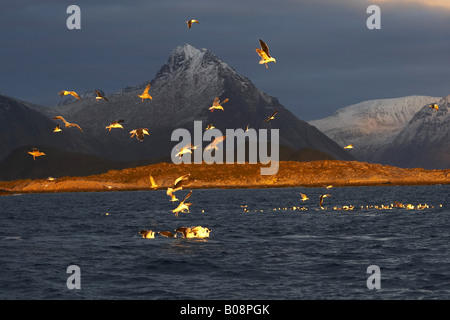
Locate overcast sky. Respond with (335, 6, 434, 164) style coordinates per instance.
(1, 0, 449, 120)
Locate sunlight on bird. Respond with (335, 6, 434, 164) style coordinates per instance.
(205, 123, 215, 131)
(209, 97, 228, 112)
(149, 175, 159, 190)
(300, 193, 309, 202)
(204, 136, 226, 152)
(52, 116, 84, 133)
(429, 103, 439, 111)
(58, 90, 81, 100)
(265, 109, 279, 123)
(94, 89, 108, 102)
(319, 194, 331, 208)
(106, 120, 124, 131)
(344, 144, 354, 149)
(28, 148, 45, 160)
(172, 190, 193, 217)
(130, 128, 149, 142)
(256, 39, 276, 68)
(138, 83, 152, 102)
(53, 125, 62, 133)
(139, 230, 155, 239)
(186, 19, 199, 29)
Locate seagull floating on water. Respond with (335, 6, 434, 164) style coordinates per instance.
(186, 19, 199, 29)
(256, 39, 276, 68)
(209, 97, 228, 112)
(138, 83, 152, 102)
(158, 231, 177, 238)
(52, 116, 84, 133)
(139, 230, 155, 239)
(130, 128, 149, 142)
(175, 226, 211, 238)
(58, 90, 81, 100)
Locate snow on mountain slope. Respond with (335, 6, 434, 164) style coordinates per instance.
(49, 44, 354, 162)
(308, 96, 441, 162)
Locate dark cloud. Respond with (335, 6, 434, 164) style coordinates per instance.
(1, 0, 449, 120)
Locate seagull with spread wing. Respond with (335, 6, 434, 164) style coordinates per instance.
(28, 148, 45, 160)
(209, 97, 228, 112)
(94, 89, 108, 102)
(186, 19, 199, 29)
(58, 90, 81, 100)
(52, 116, 84, 133)
(138, 83, 152, 102)
(130, 128, 149, 142)
(106, 120, 124, 131)
(205, 136, 226, 151)
(429, 103, 439, 111)
(265, 109, 279, 123)
(53, 125, 62, 133)
(256, 39, 276, 68)
(172, 190, 193, 217)
(149, 175, 159, 190)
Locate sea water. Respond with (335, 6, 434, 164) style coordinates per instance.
(0, 185, 449, 300)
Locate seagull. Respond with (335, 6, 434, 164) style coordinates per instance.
(28, 148, 45, 160)
(106, 120, 125, 131)
(53, 125, 62, 133)
(59, 90, 81, 100)
(167, 188, 180, 202)
(205, 123, 215, 131)
(429, 103, 439, 111)
(256, 39, 276, 68)
(205, 136, 226, 151)
(245, 124, 249, 132)
(173, 173, 191, 189)
(172, 190, 193, 217)
(158, 231, 177, 238)
(176, 226, 211, 238)
(149, 175, 159, 190)
(344, 144, 354, 149)
(130, 128, 149, 142)
(300, 193, 309, 202)
(52, 116, 84, 133)
(209, 97, 228, 112)
(319, 194, 331, 208)
(139, 230, 155, 239)
(176, 144, 194, 158)
(138, 83, 152, 102)
(265, 109, 279, 122)
(186, 19, 199, 29)
(94, 89, 108, 102)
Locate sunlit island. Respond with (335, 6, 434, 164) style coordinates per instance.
(0, 160, 449, 194)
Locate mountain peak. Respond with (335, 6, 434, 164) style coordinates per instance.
(173, 43, 204, 59)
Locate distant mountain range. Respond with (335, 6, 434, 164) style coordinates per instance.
(309, 95, 449, 169)
(0, 44, 353, 180)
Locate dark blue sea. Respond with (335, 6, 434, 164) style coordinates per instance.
(1, 185, 449, 300)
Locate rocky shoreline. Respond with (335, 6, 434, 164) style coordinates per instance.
(0, 160, 449, 195)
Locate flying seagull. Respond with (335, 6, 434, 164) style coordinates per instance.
(344, 144, 354, 149)
(429, 103, 439, 111)
(58, 90, 81, 100)
(53, 125, 62, 133)
(205, 135, 226, 151)
(186, 19, 199, 29)
(205, 124, 215, 131)
(265, 109, 279, 123)
(149, 175, 159, 190)
(52, 116, 84, 133)
(106, 120, 125, 131)
(28, 148, 45, 160)
(176, 144, 194, 159)
(172, 190, 193, 217)
(94, 89, 108, 102)
(300, 193, 309, 202)
(139, 230, 155, 239)
(130, 128, 149, 142)
(319, 194, 331, 208)
(138, 83, 152, 102)
(209, 97, 228, 112)
(256, 39, 276, 68)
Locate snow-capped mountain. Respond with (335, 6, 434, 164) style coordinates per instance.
(308, 96, 442, 163)
(376, 96, 450, 169)
(48, 43, 354, 162)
